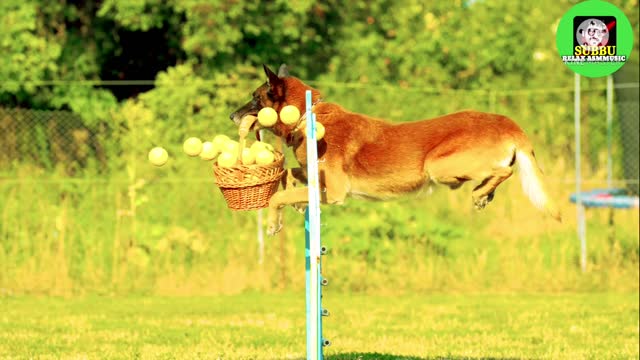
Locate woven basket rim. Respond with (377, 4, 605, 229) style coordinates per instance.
(213, 151, 284, 171)
(213, 151, 285, 188)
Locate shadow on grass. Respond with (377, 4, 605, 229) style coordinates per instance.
(325, 353, 524, 360)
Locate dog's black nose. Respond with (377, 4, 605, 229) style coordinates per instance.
(229, 112, 235, 121)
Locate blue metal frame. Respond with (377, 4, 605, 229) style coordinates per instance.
(570, 189, 639, 209)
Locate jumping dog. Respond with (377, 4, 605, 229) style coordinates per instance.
(230, 65, 561, 235)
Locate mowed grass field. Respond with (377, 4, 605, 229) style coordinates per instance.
(0, 292, 637, 360)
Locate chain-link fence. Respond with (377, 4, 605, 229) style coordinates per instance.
(0, 108, 106, 176)
(616, 84, 640, 194)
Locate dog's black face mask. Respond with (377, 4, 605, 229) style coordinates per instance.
(229, 64, 290, 127)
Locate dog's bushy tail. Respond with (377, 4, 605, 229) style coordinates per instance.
(515, 150, 562, 221)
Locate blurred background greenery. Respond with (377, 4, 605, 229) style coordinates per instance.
(0, 0, 638, 296)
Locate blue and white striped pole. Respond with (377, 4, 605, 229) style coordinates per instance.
(305, 90, 324, 360)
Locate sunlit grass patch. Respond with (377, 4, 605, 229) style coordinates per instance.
(0, 292, 637, 359)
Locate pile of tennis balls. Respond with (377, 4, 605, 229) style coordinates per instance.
(148, 104, 324, 168)
(148, 136, 276, 168)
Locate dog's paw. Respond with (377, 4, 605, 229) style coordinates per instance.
(293, 203, 308, 214)
(474, 197, 489, 210)
(473, 191, 495, 210)
(266, 208, 284, 236)
(267, 222, 283, 236)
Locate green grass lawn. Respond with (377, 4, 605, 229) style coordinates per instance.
(0, 292, 637, 359)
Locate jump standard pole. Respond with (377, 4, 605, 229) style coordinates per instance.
(304, 90, 329, 360)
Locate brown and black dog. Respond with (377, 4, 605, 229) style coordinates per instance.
(230, 64, 561, 235)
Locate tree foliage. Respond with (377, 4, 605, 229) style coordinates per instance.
(1, 0, 637, 175)
(2, 0, 637, 107)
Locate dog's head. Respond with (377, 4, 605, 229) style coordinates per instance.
(230, 64, 320, 138)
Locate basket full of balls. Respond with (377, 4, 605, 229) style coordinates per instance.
(149, 105, 313, 211)
(212, 144, 285, 211)
(209, 113, 286, 211)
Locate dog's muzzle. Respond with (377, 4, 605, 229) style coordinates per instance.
(230, 112, 248, 126)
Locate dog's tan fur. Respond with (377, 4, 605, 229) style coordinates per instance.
(231, 65, 561, 235)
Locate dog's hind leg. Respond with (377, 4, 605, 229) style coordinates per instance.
(472, 167, 513, 209)
(433, 175, 470, 190)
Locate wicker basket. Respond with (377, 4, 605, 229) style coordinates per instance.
(213, 152, 285, 210)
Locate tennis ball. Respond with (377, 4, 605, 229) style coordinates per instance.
(302, 122, 325, 141)
(183, 137, 203, 156)
(217, 152, 237, 167)
(255, 149, 275, 165)
(199, 141, 219, 160)
(257, 107, 278, 127)
(250, 140, 267, 149)
(213, 134, 230, 148)
(280, 105, 301, 125)
(316, 122, 325, 141)
(241, 148, 256, 165)
(148, 147, 168, 167)
(244, 174, 261, 182)
(250, 141, 267, 155)
(222, 139, 240, 155)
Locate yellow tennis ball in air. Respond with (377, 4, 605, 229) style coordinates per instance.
(183, 137, 203, 157)
(199, 141, 219, 160)
(217, 152, 237, 167)
(148, 147, 168, 167)
(212, 134, 230, 148)
(257, 107, 278, 127)
(280, 105, 301, 125)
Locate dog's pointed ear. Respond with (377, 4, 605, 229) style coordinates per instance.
(263, 64, 282, 86)
(278, 64, 290, 77)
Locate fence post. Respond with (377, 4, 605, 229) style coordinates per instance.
(574, 74, 587, 273)
(606, 75, 613, 188)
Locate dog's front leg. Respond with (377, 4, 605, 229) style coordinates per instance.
(283, 168, 308, 188)
(282, 168, 309, 214)
(267, 187, 309, 235)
